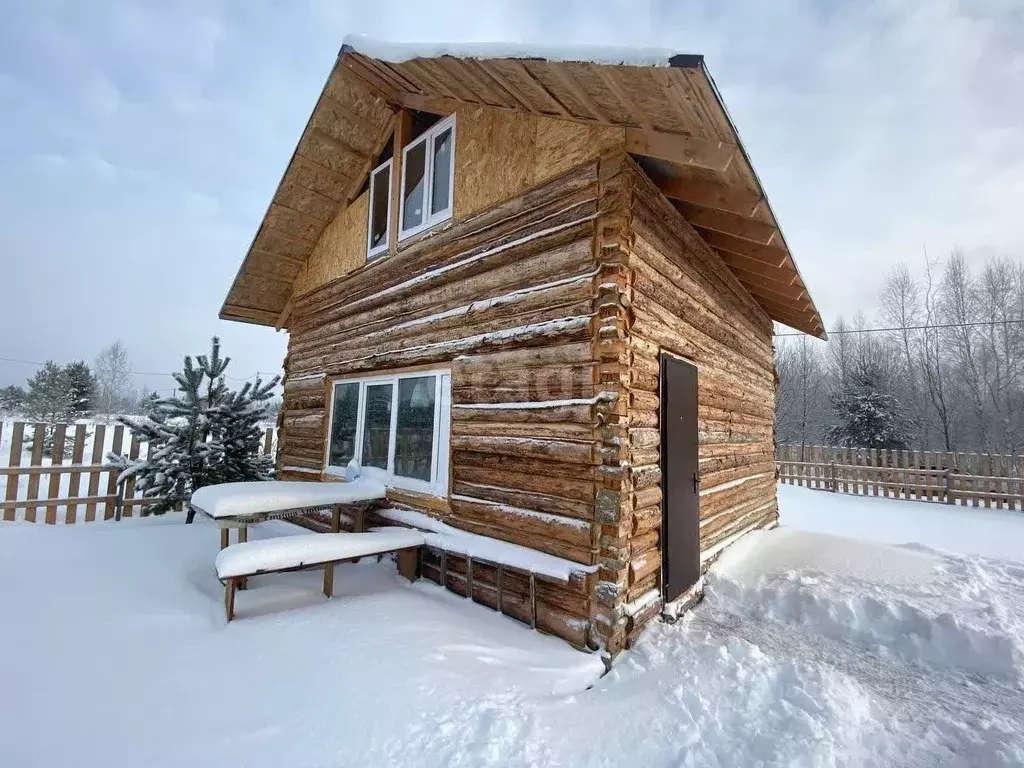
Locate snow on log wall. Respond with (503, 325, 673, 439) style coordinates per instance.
(611, 156, 778, 647)
(279, 158, 625, 649)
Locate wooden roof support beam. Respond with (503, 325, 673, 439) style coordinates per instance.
(740, 280, 811, 311)
(260, 225, 317, 249)
(625, 128, 736, 173)
(275, 297, 295, 331)
(656, 176, 764, 218)
(250, 247, 306, 268)
(443, 57, 502, 105)
(309, 128, 370, 163)
(596, 67, 653, 130)
(292, 155, 356, 188)
(698, 228, 789, 269)
(719, 259, 808, 299)
(714, 249, 798, 285)
(221, 304, 281, 324)
(548, 65, 610, 124)
(270, 200, 330, 227)
(673, 202, 777, 246)
(337, 55, 398, 101)
(396, 91, 462, 117)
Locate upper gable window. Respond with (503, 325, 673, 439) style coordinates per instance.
(399, 114, 456, 241)
(366, 158, 392, 260)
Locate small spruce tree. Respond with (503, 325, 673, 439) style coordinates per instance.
(108, 338, 278, 518)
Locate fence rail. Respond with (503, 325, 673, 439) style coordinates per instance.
(776, 444, 1024, 511)
(1, 421, 276, 524)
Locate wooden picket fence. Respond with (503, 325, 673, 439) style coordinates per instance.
(1, 421, 276, 524)
(776, 444, 1024, 511)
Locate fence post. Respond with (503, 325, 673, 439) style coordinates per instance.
(829, 460, 837, 492)
(114, 477, 126, 522)
(944, 470, 954, 505)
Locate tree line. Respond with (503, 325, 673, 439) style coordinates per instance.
(776, 249, 1024, 456)
(0, 340, 283, 424)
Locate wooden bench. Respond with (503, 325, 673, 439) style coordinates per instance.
(215, 530, 425, 621)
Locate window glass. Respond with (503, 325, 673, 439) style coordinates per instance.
(430, 128, 453, 217)
(394, 376, 436, 481)
(368, 163, 390, 254)
(328, 383, 360, 467)
(360, 383, 393, 469)
(402, 141, 427, 232)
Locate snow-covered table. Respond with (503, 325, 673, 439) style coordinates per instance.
(189, 479, 389, 591)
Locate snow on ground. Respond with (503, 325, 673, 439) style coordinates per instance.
(779, 483, 1024, 563)
(1, 488, 1023, 766)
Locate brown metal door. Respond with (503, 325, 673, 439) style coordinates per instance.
(660, 353, 700, 602)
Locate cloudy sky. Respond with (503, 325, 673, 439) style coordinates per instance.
(3, 0, 1022, 392)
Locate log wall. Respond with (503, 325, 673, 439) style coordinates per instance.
(590, 154, 779, 650)
(278, 146, 780, 656)
(292, 104, 623, 299)
(279, 159, 625, 649)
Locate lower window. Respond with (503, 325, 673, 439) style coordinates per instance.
(326, 369, 451, 495)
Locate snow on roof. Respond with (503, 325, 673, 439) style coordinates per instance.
(216, 530, 425, 579)
(341, 33, 691, 69)
(191, 479, 387, 519)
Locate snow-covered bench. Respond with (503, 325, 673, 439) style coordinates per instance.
(216, 529, 425, 621)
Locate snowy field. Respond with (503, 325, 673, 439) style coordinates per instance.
(1, 487, 1022, 766)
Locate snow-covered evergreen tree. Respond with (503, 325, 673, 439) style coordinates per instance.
(827, 362, 909, 450)
(63, 361, 97, 420)
(107, 338, 278, 518)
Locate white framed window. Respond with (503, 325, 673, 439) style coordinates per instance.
(366, 157, 392, 259)
(325, 369, 452, 496)
(398, 114, 456, 241)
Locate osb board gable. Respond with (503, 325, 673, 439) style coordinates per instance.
(293, 191, 369, 297)
(455, 105, 624, 216)
(293, 105, 622, 299)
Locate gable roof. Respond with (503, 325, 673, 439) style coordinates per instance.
(221, 35, 824, 338)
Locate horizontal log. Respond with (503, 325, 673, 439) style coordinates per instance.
(451, 481, 594, 520)
(452, 464, 595, 503)
(451, 435, 600, 464)
(450, 497, 592, 548)
(452, 401, 595, 424)
(452, 421, 595, 440)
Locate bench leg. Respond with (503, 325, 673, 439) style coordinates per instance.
(323, 563, 335, 598)
(219, 527, 229, 550)
(225, 578, 237, 622)
(237, 526, 248, 591)
(397, 548, 420, 582)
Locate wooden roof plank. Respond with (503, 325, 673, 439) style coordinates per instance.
(474, 60, 539, 113)
(673, 201, 776, 245)
(547, 65, 609, 123)
(625, 128, 735, 173)
(656, 176, 763, 218)
(595, 66, 653, 129)
(697, 228, 789, 268)
(511, 60, 573, 116)
(715, 249, 798, 286)
(338, 55, 399, 101)
(441, 57, 505, 105)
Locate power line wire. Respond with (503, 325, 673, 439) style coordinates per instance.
(0, 355, 276, 382)
(774, 318, 1024, 338)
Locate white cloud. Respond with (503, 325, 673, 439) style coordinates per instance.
(1, 0, 1023, 387)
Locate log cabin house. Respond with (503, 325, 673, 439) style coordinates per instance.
(219, 37, 824, 655)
